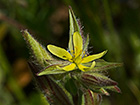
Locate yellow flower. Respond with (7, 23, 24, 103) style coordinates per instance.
(47, 32, 107, 71)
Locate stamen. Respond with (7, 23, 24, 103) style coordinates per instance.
(71, 50, 74, 55)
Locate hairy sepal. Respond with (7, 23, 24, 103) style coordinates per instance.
(90, 59, 123, 72)
(81, 89, 102, 105)
(28, 62, 74, 105)
(22, 30, 52, 67)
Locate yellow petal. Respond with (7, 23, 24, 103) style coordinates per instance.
(89, 61, 96, 70)
(62, 63, 76, 71)
(73, 32, 83, 57)
(47, 45, 72, 60)
(81, 50, 107, 63)
(78, 64, 89, 71)
(78, 61, 96, 71)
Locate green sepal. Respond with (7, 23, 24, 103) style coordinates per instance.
(37, 68, 67, 76)
(69, 7, 80, 34)
(68, 7, 81, 53)
(22, 30, 52, 67)
(99, 88, 110, 96)
(81, 89, 102, 105)
(90, 59, 123, 72)
(82, 35, 89, 56)
(28, 62, 74, 105)
(93, 92, 102, 105)
(49, 78, 74, 105)
(85, 88, 110, 96)
(37, 60, 72, 76)
(103, 85, 121, 93)
(37, 63, 67, 76)
(81, 72, 117, 87)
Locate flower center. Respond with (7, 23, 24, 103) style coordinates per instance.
(69, 49, 83, 65)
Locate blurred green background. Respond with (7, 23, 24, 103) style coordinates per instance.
(0, 0, 140, 105)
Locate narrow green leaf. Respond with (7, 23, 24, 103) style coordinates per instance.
(37, 60, 71, 75)
(69, 7, 80, 33)
(38, 68, 67, 76)
(90, 59, 123, 72)
(22, 30, 52, 67)
(69, 9, 74, 53)
(68, 7, 81, 54)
